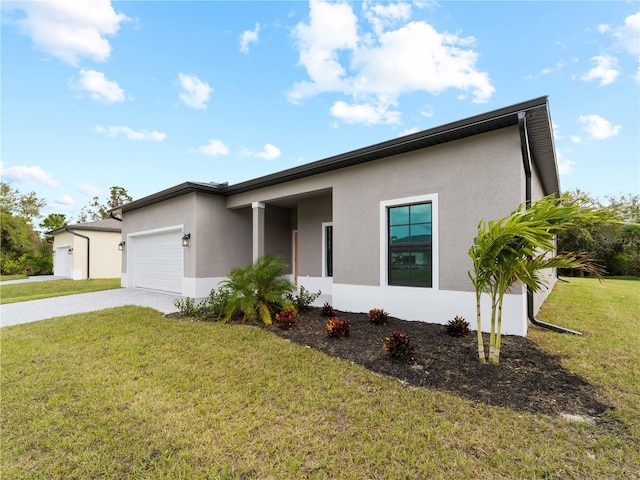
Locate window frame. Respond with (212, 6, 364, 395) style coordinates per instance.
(322, 222, 333, 278)
(380, 194, 438, 289)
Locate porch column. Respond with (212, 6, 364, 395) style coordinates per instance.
(252, 201, 265, 262)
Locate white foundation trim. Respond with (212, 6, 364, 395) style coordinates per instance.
(332, 283, 528, 336)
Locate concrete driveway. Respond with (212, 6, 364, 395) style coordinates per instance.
(1, 287, 180, 327)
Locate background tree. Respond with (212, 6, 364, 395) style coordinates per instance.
(40, 213, 68, 232)
(558, 190, 640, 277)
(78, 186, 132, 222)
(0, 181, 51, 275)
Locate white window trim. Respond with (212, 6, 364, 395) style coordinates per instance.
(379, 193, 439, 290)
(321, 222, 333, 277)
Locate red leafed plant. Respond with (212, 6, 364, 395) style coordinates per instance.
(384, 328, 415, 362)
(325, 318, 350, 338)
(367, 307, 389, 325)
(274, 308, 299, 330)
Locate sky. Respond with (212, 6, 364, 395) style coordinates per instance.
(1, 0, 639, 222)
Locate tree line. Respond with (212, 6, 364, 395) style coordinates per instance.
(1, 183, 637, 278)
(0, 182, 131, 276)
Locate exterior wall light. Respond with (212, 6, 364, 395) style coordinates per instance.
(182, 233, 191, 247)
(118, 241, 126, 251)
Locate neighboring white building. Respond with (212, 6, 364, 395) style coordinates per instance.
(51, 218, 122, 279)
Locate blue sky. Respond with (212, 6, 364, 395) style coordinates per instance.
(2, 1, 638, 221)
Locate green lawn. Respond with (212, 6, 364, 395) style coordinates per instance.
(1, 278, 638, 478)
(0, 274, 28, 282)
(0, 278, 121, 304)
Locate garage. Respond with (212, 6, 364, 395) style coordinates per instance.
(131, 230, 183, 294)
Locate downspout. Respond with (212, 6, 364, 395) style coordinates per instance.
(518, 112, 581, 335)
(66, 228, 90, 279)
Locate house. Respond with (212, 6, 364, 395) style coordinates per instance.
(51, 218, 123, 279)
(116, 97, 559, 336)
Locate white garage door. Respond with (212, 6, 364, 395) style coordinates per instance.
(132, 231, 183, 294)
(54, 246, 72, 277)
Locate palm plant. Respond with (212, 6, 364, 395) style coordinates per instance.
(469, 195, 608, 364)
(220, 254, 295, 325)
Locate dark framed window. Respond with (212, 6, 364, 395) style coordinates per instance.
(325, 225, 333, 277)
(388, 202, 432, 287)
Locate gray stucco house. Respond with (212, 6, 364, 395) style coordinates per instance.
(116, 97, 560, 336)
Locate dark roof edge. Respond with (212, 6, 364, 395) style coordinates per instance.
(50, 225, 122, 234)
(120, 181, 226, 213)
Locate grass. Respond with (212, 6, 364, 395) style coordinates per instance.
(0, 278, 121, 304)
(1, 278, 639, 479)
(530, 276, 640, 439)
(0, 274, 28, 282)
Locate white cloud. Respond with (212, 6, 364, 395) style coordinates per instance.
(198, 139, 230, 157)
(178, 73, 212, 109)
(95, 125, 166, 141)
(0, 164, 59, 187)
(557, 151, 577, 176)
(5, 0, 129, 65)
(240, 23, 260, 53)
(51, 194, 76, 210)
(570, 135, 582, 144)
(399, 127, 420, 136)
(597, 23, 610, 34)
(614, 12, 640, 56)
(363, 1, 412, 35)
(254, 144, 281, 160)
(420, 104, 435, 118)
(581, 55, 620, 86)
(330, 100, 401, 125)
(578, 114, 621, 140)
(78, 184, 102, 196)
(288, 0, 494, 125)
(73, 69, 125, 103)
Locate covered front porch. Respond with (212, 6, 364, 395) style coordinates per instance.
(238, 188, 334, 306)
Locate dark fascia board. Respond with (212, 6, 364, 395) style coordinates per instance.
(50, 225, 122, 235)
(120, 181, 226, 213)
(121, 96, 557, 212)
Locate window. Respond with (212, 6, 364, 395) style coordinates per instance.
(323, 223, 333, 277)
(388, 202, 432, 287)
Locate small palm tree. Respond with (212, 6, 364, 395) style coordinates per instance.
(469, 195, 608, 364)
(220, 254, 295, 325)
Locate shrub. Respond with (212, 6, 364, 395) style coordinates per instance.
(174, 297, 200, 317)
(173, 287, 230, 320)
(445, 315, 471, 337)
(220, 255, 295, 325)
(321, 302, 337, 317)
(274, 308, 299, 330)
(368, 307, 389, 325)
(384, 329, 415, 362)
(325, 318, 350, 338)
(287, 285, 321, 311)
(198, 287, 230, 319)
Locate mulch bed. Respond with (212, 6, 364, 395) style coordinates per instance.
(168, 308, 612, 419)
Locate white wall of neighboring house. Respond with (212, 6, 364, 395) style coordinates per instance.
(52, 229, 122, 279)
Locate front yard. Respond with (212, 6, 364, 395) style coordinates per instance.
(1, 278, 638, 478)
